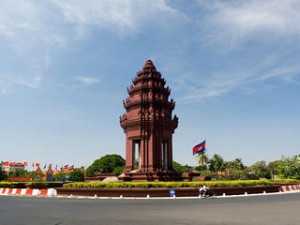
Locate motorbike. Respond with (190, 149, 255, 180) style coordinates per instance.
(200, 189, 216, 198)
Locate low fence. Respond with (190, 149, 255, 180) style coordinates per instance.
(279, 184, 300, 192)
(0, 188, 57, 197)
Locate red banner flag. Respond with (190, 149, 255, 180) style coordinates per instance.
(192, 140, 206, 155)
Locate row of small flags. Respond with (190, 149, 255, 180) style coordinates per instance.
(2, 161, 28, 167)
(34, 164, 75, 170)
(2, 161, 75, 170)
(3, 141, 206, 167)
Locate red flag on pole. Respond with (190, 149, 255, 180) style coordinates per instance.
(192, 140, 206, 155)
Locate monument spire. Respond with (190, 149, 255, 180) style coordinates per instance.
(142, 59, 157, 72)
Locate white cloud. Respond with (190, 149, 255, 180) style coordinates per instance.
(0, 72, 42, 92)
(0, 1, 64, 94)
(0, 1, 66, 53)
(175, 64, 300, 103)
(0, 0, 181, 93)
(0, 0, 179, 51)
(198, 0, 300, 48)
(166, 0, 300, 103)
(52, 0, 179, 37)
(75, 76, 100, 86)
(259, 67, 300, 83)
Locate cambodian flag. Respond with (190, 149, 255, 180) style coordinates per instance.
(192, 140, 206, 155)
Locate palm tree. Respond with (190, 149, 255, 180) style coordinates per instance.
(229, 158, 245, 170)
(209, 154, 226, 173)
(197, 153, 209, 166)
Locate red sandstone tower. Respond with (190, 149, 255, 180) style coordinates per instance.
(120, 60, 178, 181)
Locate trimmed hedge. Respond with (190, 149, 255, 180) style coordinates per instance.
(273, 179, 299, 184)
(63, 180, 276, 189)
(1, 179, 298, 189)
(0, 182, 27, 188)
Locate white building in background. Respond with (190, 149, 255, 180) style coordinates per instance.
(2, 162, 25, 173)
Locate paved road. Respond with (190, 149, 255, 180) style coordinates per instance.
(1, 193, 300, 225)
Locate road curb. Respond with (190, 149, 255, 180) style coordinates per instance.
(0, 188, 57, 197)
(1, 186, 300, 200)
(279, 184, 300, 192)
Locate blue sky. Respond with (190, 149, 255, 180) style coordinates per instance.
(1, 0, 300, 169)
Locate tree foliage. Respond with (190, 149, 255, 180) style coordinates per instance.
(277, 156, 300, 179)
(227, 158, 245, 170)
(69, 169, 85, 181)
(86, 154, 125, 177)
(53, 171, 67, 179)
(0, 163, 7, 181)
(194, 153, 300, 180)
(209, 154, 226, 173)
(247, 161, 271, 179)
(9, 169, 33, 179)
(172, 161, 189, 174)
(197, 153, 209, 167)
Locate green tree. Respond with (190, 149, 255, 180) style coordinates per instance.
(197, 153, 209, 167)
(113, 166, 124, 176)
(278, 155, 300, 179)
(69, 169, 85, 181)
(267, 160, 281, 179)
(53, 171, 67, 179)
(172, 161, 185, 174)
(209, 154, 226, 173)
(86, 154, 125, 177)
(9, 169, 32, 178)
(226, 158, 245, 180)
(247, 161, 270, 179)
(0, 162, 7, 181)
(195, 153, 209, 176)
(227, 158, 245, 170)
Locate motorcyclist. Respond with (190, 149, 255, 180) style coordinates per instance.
(199, 184, 208, 196)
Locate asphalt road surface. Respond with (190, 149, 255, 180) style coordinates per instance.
(1, 193, 300, 225)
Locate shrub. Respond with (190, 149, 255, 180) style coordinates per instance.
(63, 180, 278, 189)
(69, 169, 85, 181)
(273, 179, 299, 184)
